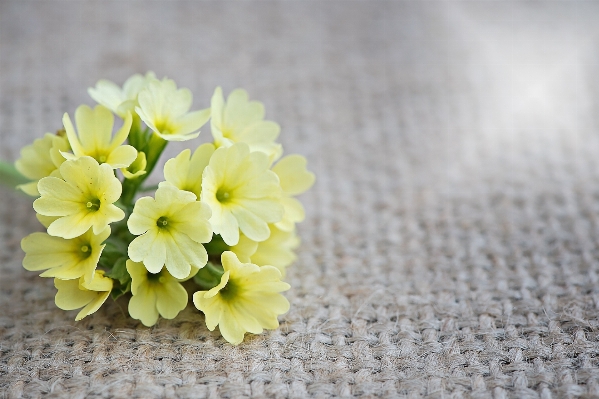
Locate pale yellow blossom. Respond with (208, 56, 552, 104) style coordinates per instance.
(272, 154, 315, 231)
(33, 156, 124, 239)
(229, 225, 299, 277)
(54, 270, 113, 321)
(250, 225, 299, 276)
(228, 234, 259, 263)
(15, 133, 69, 196)
(62, 105, 136, 168)
(22, 227, 110, 283)
(136, 78, 210, 141)
(210, 87, 282, 162)
(121, 151, 147, 179)
(127, 183, 212, 279)
(163, 143, 215, 198)
(126, 260, 189, 326)
(88, 72, 156, 118)
(201, 143, 283, 246)
(193, 251, 290, 345)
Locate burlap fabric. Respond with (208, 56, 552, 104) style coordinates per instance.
(2, 1, 599, 398)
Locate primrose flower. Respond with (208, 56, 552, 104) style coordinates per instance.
(228, 234, 259, 263)
(62, 105, 136, 169)
(54, 270, 113, 321)
(250, 225, 299, 276)
(272, 155, 315, 231)
(15, 79, 311, 338)
(201, 143, 283, 246)
(230, 225, 298, 276)
(33, 156, 125, 239)
(127, 183, 212, 279)
(193, 251, 290, 345)
(14, 133, 69, 196)
(121, 151, 147, 179)
(22, 227, 110, 283)
(126, 260, 189, 326)
(136, 78, 210, 141)
(211, 87, 282, 162)
(88, 71, 156, 118)
(163, 143, 215, 198)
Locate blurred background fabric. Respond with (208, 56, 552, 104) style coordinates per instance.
(2, 1, 599, 397)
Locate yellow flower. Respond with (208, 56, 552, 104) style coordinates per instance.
(127, 183, 212, 279)
(121, 151, 147, 179)
(250, 225, 299, 276)
(35, 213, 59, 229)
(201, 143, 283, 246)
(88, 72, 156, 118)
(33, 156, 125, 239)
(62, 105, 136, 169)
(136, 78, 210, 141)
(54, 270, 113, 321)
(229, 225, 298, 277)
(271, 154, 315, 231)
(163, 143, 215, 198)
(14, 133, 69, 196)
(21, 227, 110, 284)
(210, 87, 282, 162)
(193, 251, 290, 345)
(126, 260, 189, 327)
(228, 234, 259, 263)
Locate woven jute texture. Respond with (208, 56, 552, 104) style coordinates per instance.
(2, 1, 599, 398)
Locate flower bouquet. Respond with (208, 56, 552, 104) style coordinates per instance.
(2, 73, 314, 345)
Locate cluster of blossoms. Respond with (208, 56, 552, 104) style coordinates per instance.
(16, 73, 314, 345)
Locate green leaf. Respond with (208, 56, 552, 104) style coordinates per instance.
(110, 280, 132, 300)
(106, 257, 131, 285)
(107, 257, 132, 300)
(98, 234, 130, 269)
(99, 247, 124, 268)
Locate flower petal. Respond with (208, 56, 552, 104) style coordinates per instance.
(54, 279, 96, 310)
(155, 280, 188, 319)
(231, 206, 271, 243)
(210, 87, 225, 130)
(105, 144, 137, 169)
(272, 154, 315, 196)
(215, 209, 240, 246)
(128, 284, 159, 326)
(22, 232, 79, 272)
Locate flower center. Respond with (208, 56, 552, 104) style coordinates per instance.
(156, 216, 169, 229)
(154, 120, 172, 135)
(147, 270, 167, 284)
(147, 271, 161, 282)
(79, 244, 91, 259)
(86, 198, 101, 212)
(98, 155, 107, 163)
(219, 280, 239, 301)
(216, 188, 231, 203)
(221, 127, 234, 139)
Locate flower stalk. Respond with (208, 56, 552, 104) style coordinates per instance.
(0, 160, 30, 189)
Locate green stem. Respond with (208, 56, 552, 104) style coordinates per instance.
(204, 234, 230, 256)
(139, 184, 159, 193)
(120, 133, 167, 207)
(143, 133, 168, 179)
(193, 261, 225, 290)
(0, 161, 29, 189)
